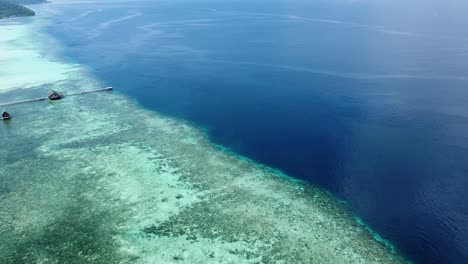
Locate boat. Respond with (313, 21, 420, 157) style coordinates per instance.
(48, 90, 65, 100)
(1, 111, 11, 120)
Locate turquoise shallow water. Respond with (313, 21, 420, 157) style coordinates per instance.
(0, 8, 409, 264)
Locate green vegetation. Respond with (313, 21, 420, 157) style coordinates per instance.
(0, 1, 36, 19)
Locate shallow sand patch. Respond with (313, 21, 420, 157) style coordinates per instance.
(0, 20, 78, 93)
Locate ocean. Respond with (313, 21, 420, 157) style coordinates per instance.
(2, 0, 468, 263)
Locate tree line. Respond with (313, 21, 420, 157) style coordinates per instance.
(0, 0, 45, 19)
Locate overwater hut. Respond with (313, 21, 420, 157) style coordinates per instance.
(48, 90, 64, 100)
(2, 111, 10, 120)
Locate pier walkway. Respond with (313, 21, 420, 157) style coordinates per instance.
(0, 87, 113, 107)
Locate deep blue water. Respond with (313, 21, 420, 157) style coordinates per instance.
(40, 0, 468, 263)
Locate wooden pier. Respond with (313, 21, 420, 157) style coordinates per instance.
(0, 87, 113, 107)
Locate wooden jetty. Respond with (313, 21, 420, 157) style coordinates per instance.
(0, 87, 113, 107)
(67, 86, 113, 97)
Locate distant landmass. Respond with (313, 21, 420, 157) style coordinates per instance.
(0, 0, 46, 19)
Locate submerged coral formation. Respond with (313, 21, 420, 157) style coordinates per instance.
(0, 16, 408, 264)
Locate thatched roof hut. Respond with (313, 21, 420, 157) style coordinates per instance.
(48, 90, 64, 100)
(2, 111, 10, 120)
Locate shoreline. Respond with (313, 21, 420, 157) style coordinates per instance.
(0, 1, 35, 20)
(0, 7, 410, 264)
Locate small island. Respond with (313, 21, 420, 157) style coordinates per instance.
(0, 0, 46, 19)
